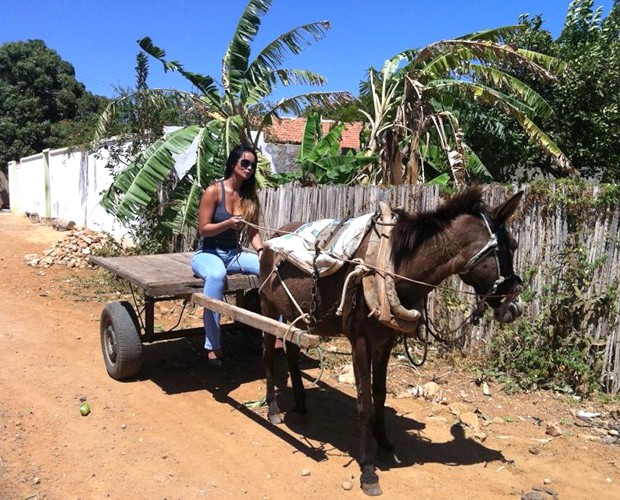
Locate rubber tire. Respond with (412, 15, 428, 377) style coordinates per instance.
(100, 301, 142, 380)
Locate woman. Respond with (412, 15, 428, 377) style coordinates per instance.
(191, 145, 263, 366)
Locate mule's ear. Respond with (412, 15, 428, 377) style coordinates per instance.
(492, 190, 524, 224)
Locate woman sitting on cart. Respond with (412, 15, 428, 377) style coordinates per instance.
(192, 145, 264, 366)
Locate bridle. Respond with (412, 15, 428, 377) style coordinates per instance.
(461, 212, 517, 295)
(460, 212, 521, 324)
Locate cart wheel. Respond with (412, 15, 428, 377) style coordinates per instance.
(100, 301, 142, 380)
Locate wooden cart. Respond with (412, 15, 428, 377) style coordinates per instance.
(90, 253, 319, 380)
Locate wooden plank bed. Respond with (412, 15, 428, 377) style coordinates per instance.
(89, 252, 319, 380)
(89, 252, 260, 297)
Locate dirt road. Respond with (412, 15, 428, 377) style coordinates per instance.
(1, 210, 619, 499)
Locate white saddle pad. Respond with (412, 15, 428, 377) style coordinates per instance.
(265, 213, 373, 276)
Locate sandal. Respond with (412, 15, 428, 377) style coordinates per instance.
(205, 349, 224, 367)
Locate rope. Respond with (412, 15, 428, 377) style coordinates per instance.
(335, 261, 370, 316)
(275, 267, 311, 324)
(243, 218, 514, 301)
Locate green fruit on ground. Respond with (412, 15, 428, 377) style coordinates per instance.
(80, 402, 90, 416)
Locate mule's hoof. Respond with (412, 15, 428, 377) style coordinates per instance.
(268, 412, 284, 425)
(361, 466, 382, 496)
(361, 481, 382, 496)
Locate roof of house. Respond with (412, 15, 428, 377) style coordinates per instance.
(263, 117, 362, 150)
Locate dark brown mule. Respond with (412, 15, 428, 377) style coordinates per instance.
(259, 187, 524, 496)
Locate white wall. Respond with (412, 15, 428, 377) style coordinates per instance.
(8, 146, 129, 239)
(15, 152, 46, 216)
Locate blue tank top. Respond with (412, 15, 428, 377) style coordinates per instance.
(201, 181, 239, 250)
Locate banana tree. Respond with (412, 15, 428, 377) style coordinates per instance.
(358, 26, 575, 185)
(95, 0, 355, 243)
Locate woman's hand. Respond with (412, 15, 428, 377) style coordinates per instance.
(228, 215, 245, 231)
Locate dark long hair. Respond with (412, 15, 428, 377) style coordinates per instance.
(223, 144, 260, 226)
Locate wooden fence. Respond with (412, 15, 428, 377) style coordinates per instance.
(256, 184, 620, 394)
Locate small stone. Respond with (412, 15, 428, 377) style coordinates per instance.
(459, 411, 480, 431)
(482, 381, 492, 396)
(342, 480, 353, 490)
(338, 364, 355, 385)
(423, 381, 440, 399)
(543, 478, 552, 485)
(545, 422, 562, 437)
(33, 477, 40, 485)
(521, 491, 545, 500)
(528, 446, 541, 455)
(301, 469, 311, 476)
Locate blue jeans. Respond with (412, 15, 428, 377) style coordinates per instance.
(191, 248, 260, 351)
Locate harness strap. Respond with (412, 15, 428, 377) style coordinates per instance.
(362, 202, 420, 333)
(459, 212, 515, 301)
(461, 214, 498, 273)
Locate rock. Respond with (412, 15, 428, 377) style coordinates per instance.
(448, 402, 470, 416)
(52, 218, 76, 231)
(23, 227, 115, 268)
(301, 468, 311, 476)
(459, 411, 480, 431)
(545, 422, 562, 437)
(407, 385, 425, 398)
(522, 485, 559, 500)
(522, 491, 545, 500)
(342, 481, 353, 491)
(423, 381, 440, 399)
(338, 364, 355, 385)
(482, 381, 492, 396)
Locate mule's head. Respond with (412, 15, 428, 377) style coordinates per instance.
(459, 191, 524, 324)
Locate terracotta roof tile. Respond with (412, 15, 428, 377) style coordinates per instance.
(264, 117, 361, 149)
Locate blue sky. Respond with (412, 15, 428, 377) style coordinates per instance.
(0, 1, 613, 100)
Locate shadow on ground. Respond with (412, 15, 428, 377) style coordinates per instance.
(124, 328, 506, 469)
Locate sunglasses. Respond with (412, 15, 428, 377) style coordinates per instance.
(238, 158, 256, 170)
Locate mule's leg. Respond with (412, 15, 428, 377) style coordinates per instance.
(350, 335, 382, 496)
(372, 335, 400, 464)
(284, 341, 307, 416)
(260, 297, 284, 425)
(263, 331, 284, 424)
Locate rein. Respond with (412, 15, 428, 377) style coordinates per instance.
(246, 216, 516, 301)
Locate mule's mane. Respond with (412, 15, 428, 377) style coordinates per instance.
(390, 186, 487, 268)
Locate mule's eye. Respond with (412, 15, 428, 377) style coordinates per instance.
(509, 236, 518, 251)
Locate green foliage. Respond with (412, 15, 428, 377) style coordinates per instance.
(527, 178, 620, 231)
(357, 26, 572, 185)
(269, 111, 376, 186)
(477, 2, 620, 182)
(96, 0, 354, 248)
(0, 40, 107, 173)
(488, 238, 617, 395)
(484, 179, 620, 394)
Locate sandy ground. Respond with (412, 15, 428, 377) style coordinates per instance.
(1, 210, 620, 500)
